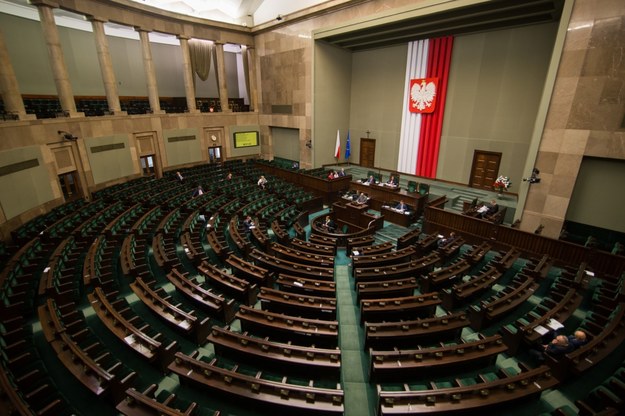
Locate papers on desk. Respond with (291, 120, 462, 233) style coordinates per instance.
(534, 319, 564, 335)
(547, 318, 564, 331)
(248, 225, 256, 229)
(352, 250, 360, 256)
(437, 234, 444, 239)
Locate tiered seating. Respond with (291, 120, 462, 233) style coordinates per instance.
(166, 267, 236, 323)
(88, 287, 179, 370)
(370, 334, 507, 381)
(38, 298, 136, 401)
(169, 351, 344, 414)
(377, 364, 558, 415)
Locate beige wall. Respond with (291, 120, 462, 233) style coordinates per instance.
(313, 41, 351, 166)
(438, 23, 558, 192)
(567, 157, 625, 233)
(0, 146, 56, 220)
(85, 134, 135, 184)
(349, 44, 407, 168)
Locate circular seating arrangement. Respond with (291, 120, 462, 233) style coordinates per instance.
(1, 160, 624, 416)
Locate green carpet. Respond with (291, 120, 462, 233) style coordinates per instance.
(335, 249, 377, 416)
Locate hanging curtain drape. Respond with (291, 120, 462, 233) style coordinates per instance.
(241, 45, 251, 105)
(189, 39, 213, 81)
(415, 36, 454, 178)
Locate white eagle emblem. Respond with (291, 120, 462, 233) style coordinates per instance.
(410, 80, 436, 111)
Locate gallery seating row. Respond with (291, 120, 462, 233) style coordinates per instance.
(169, 351, 344, 415)
(88, 286, 179, 371)
(360, 292, 441, 323)
(269, 241, 335, 267)
(501, 282, 583, 353)
(275, 273, 336, 297)
(37, 298, 136, 402)
(259, 286, 337, 320)
(167, 267, 236, 323)
(370, 334, 507, 382)
(236, 305, 339, 348)
(116, 384, 214, 416)
(130, 276, 211, 344)
(365, 311, 469, 349)
(377, 364, 558, 415)
(440, 265, 503, 309)
(352, 246, 417, 273)
(198, 260, 259, 305)
(208, 325, 341, 378)
(0, 316, 77, 415)
(357, 277, 419, 301)
(468, 275, 539, 330)
(249, 249, 335, 281)
(353, 252, 440, 284)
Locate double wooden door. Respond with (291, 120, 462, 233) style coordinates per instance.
(469, 150, 501, 190)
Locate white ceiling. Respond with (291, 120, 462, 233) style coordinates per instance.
(127, 0, 328, 26)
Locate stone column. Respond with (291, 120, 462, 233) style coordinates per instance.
(88, 16, 125, 115)
(135, 27, 164, 114)
(214, 42, 230, 112)
(245, 46, 259, 112)
(0, 28, 35, 120)
(177, 35, 198, 113)
(32, 0, 82, 117)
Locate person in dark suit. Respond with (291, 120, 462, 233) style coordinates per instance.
(192, 185, 204, 197)
(364, 175, 375, 185)
(387, 175, 399, 187)
(568, 330, 588, 349)
(529, 334, 574, 362)
(338, 168, 346, 177)
(356, 192, 369, 205)
(243, 216, 255, 233)
(175, 171, 184, 182)
(323, 215, 336, 232)
(395, 199, 408, 212)
(437, 232, 457, 248)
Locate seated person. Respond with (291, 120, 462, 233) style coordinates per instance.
(355, 192, 369, 205)
(327, 170, 338, 179)
(437, 232, 457, 248)
(175, 171, 184, 182)
(529, 334, 574, 362)
(322, 215, 336, 232)
(363, 175, 376, 185)
(225, 172, 233, 181)
(477, 199, 499, 218)
(568, 330, 588, 349)
(395, 199, 408, 212)
(192, 185, 204, 197)
(257, 175, 267, 189)
(243, 215, 255, 232)
(386, 175, 399, 187)
(338, 168, 346, 177)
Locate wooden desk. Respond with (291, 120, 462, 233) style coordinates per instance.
(351, 182, 424, 215)
(380, 206, 414, 227)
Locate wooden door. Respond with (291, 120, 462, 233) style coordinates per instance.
(359, 138, 376, 168)
(469, 150, 501, 190)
